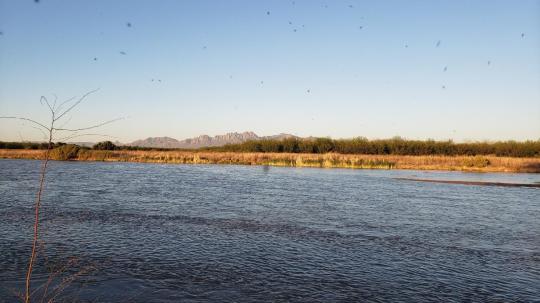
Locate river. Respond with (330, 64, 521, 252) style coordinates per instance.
(0, 159, 539, 302)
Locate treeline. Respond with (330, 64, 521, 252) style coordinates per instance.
(0, 141, 188, 152)
(0, 141, 66, 150)
(2, 138, 540, 157)
(213, 137, 540, 157)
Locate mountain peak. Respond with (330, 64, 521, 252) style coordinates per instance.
(129, 137, 181, 148)
(128, 132, 298, 149)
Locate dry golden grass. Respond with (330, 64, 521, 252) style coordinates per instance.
(1, 149, 539, 173)
(0, 149, 45, 160)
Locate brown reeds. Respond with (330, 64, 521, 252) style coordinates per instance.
(2, 149, 539, 173)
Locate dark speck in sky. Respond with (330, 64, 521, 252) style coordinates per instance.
(442, 85, 446, 89)
(348, 5, 353, 8)
(521, 33, 525, 38)
(293, 29, 297, 32)
(443, 66, 447, 72)
(436, 40, 441, 47)
(405, 44, 408, 48)
(126, 22, 132, 27)
(307, 89, 311, 93)
(267, 11, 270, 15)
(488, 60, 491, 65)
(93, 57, 97, 61)
(359, 26, 363, 30)
(119, 51, 127, 55)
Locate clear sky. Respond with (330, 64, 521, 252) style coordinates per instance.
(0, 0, 539, 143)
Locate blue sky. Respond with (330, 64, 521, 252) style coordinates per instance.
(0, 0, 539, 143)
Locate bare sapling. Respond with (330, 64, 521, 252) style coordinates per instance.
(1, 89, 122, 302)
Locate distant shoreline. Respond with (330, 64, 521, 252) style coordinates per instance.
(1, 149, 539, 173)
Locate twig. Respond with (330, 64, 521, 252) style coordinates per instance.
(40, 96, 54, 119)
(0, 117, 50, 131)
(54, 89, 100, 122)
(53, 117, 124, 132)
(29, 126, 49, 141)
(46, 264, 96, 303)
(54, 133, 118, 142)
(57, 115, 73, 130)
(54, 96, 76, 115)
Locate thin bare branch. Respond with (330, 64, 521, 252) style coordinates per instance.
(32, 256, 78, 301)
(53, 117, 124, 132)
(57, 115, 73, 129)
(54, 88, 100, 122)
(52, 94, 58, 112)
(40, 96, 54, 118)
(54, 96, 76, 115)
(46, 264, 96, 303)
(54, 133, 118, 142)
(0, 116, 51, 131)
(28, 126, 49, 141)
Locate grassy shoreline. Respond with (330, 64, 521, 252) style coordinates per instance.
(1, 149, 539, 173)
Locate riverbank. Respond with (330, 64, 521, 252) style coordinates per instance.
(2, 149, 539, 173)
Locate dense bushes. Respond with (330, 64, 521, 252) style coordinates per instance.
(0, 141, 64, 150)
(215, 138, 540, 157)
(50, 144, 81, 160)
(93, 141, 117, 150)
(0, 141, 170, 152)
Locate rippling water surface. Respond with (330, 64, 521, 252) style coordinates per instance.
(1, 159, 539, 302)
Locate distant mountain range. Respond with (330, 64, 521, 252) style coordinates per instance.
(127, 132, 298, 149)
